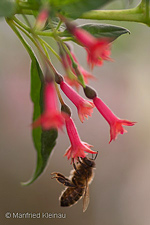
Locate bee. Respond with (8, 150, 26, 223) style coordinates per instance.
(51, 153, 98, 212)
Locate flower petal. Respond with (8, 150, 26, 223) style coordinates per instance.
(109, 120, 136, 143)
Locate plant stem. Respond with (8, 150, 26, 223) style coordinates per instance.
(38, 37, 50, 60)
(15, 1, 150, 26)
(12, 19, 38, 47)
(13, 16, 55, 37)
(13, 16, 60, 62)
(20, 14, 57, 75)
(6, 18, 33, 58)
(39, 38, 61, 61)
(56, 20, 62, 31)
(13, 16, 30, 32)
(80, 9, 140, 22)
(80, 4, 150, 26)
(8, 18, 65, 107)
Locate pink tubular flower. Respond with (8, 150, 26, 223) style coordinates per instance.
(80, 66, 95, 83)
(64, 51, 95, 91)
(61, 46, 94, 91)
(64, 116, 96, 162)
(93, 97, 136, 143)
(64, 75, 80, 92)
(64, 65, 94, 91)
(32, 82, 65, 130)
(60, 81, 94, 122)
(72, 27, 111, 68)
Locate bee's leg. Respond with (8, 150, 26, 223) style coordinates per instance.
(51, 172, 76, 187)
(51, 172, 66, 179)
(78, 157, 88, 169)
(72, 159, 81, 175)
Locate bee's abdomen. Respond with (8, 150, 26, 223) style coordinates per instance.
(60, 187, 84, 207)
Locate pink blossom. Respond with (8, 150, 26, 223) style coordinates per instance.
(93, 97, 136, 143)
(61, 48, 94, 91)
(64, 66, 94, 91)
(60, 81, 94, 122)
(72, 27, 111, 68)
(64, 75, 80, 92)
(32, 82, 65, 130)
(64, 116, 96, 162)
(61, 52, 69, 70)
(79, 66, 95, 83)
(64, 51, 95, 90)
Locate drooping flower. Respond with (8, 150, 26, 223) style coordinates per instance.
(59, 45, 79, 87)
(64, 51, 95, 90)
(32, 81, 65, 130)
(86, 39, 111, 68)
(93, 96, 136, 143)
(80, 66, 95, 84)
(64, 65, 94, 91)
(64, 21, 111, 68)
(64, 116, 96, 162)
(60, 81, 94, 122)
(64, 75, 80, 91)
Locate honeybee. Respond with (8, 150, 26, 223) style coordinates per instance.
(51, 154, 97, 212)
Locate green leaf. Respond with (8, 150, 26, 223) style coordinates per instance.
(60, 23, 130, 41)
(78, 23, 130, 40)
(22, 50, 58, 186)
(0, 0, 16, 18)
(22, 58, 57, 185)
(24, 57, 58, 185)
(50, 0, 113, 19)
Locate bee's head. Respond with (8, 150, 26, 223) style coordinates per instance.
(82, 157, 95, 168)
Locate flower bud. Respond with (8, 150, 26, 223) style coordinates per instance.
(61, 104, 71, 117)
(83, 85, 97, 99)
(65, 20, 76, 33)
(34, 8, 49, 30)
(55, 72, 64, 84)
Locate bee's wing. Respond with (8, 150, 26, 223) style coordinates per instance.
(83, 181, 90, 212)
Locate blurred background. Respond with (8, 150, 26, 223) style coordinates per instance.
(0, 0, 150, 224)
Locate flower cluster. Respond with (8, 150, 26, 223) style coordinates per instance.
(32, 16, 136, 163)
